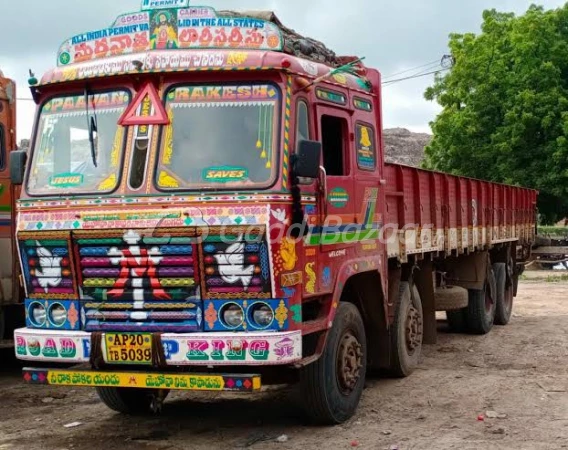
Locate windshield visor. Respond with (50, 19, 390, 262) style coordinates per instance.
(27, 91, 130, 195)
(156, 84, 280, 190)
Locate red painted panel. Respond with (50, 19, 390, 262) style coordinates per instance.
(401, 166, 416, 225)
(457, 178, 468, 228)
(445, 176, 457, 228)
(418, 171, 431, 226)
(383, 163, 537, 238)
(384, 164, 398, 194)
(431, 173, 443, 229)
(504, 186, 508, 230)
(469, 180, 479, 228)
(492, 185, 501, 230)
(508, 186, 514, 230)
(485, 183, 493, 228)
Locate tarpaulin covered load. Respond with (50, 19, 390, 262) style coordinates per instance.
(218, 10, 341, 66)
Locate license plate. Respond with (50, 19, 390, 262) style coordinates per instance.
(105, 333, 153, 365)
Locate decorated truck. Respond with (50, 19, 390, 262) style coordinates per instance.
(12, 1, 537, 424)
(0, 71, 23, 345)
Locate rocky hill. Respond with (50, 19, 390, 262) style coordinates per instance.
(383, 128, 430, 167)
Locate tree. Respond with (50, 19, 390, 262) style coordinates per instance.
(424, 5, 568, 223)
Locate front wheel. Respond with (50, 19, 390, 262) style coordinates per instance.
(96, 387, 169, 415)
(300, 302, 367, 425)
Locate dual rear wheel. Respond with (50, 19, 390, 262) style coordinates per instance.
(446, 262, 514, 334)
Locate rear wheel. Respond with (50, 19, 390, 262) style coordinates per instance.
(300, 302, 367, 425)
(494, 262, 514, 325)
(390, 282, 423, 377)
(466, 268, 496, 335)
(96, 387, 169, 415)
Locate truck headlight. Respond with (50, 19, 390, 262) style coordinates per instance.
(48, 303, 67, 327)
(251, 303, 274, 328)
(221, 303, 244, 328)
(29, 303, 47, 327)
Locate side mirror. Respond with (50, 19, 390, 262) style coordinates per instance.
(10, 150, 27, 185)
(293, 140, 322, 179)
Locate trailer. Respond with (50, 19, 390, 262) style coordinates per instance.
(11, 1, 536, 424)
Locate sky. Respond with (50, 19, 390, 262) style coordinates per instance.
(0, 0, 566, 142)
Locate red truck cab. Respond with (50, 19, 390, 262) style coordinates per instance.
(12, 2, 537, 424)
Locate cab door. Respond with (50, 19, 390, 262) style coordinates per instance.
(311, 105, 355, 295)
(316, 105, 355, 226)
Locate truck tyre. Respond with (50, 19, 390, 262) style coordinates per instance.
(446, 308, 467, 332)
(390, 282, 423, 377)
(435, 285, 469, 311)
(300, 302, 367, 425)
(493, 262, 514, 325)
(466, 269, 496, 335)
(96, 387, 169, 414)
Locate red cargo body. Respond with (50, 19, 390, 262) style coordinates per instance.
(384, 163, 537, 262)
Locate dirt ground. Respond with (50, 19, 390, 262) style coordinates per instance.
(1, 278, 568, 450)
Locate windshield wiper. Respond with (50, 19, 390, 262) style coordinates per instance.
(85, 87, 98, 168)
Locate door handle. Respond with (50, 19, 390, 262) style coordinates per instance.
(318, 166, 328, 223)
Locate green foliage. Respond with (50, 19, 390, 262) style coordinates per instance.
(538, 225, 568, 237)
(424, 5, 568, 223)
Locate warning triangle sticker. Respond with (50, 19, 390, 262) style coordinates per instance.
(118, 82, 170, 126)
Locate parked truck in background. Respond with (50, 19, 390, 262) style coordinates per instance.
(0, 71, 23, 345)
(12, 1, 537, 424)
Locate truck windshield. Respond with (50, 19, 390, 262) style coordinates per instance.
(156, 84, 280, 190)
(27, 91, 130, 195)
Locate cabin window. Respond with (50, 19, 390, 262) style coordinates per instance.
(0, 125, 5, 171)
(296, 100, 310, 143)
(321, 115, 348, 176)
(355, 122, 376, 171)
(156, 83, 281, 190)
(27, 91, 130, 196)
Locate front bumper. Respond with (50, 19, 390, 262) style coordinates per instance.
(23, 368, 261, 392)
(14, 328, 302, 366)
